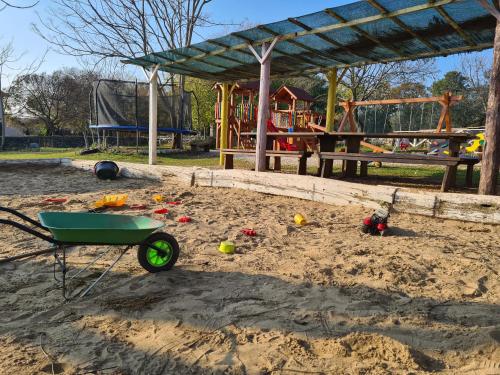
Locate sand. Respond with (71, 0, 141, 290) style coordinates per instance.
(0, 164, 498, 375)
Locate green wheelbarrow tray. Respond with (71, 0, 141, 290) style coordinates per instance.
(38, 212, 165, 245)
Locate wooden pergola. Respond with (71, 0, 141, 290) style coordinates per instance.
(124, 0, 500, 195)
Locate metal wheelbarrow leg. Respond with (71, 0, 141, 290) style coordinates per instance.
(53, 245, 133, 300)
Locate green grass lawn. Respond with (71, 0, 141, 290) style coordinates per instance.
(0, 147, 251, 168)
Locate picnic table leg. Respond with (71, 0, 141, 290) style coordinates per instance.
(266, 137, 274, 171)
(224, 154, 234, 169)
(274, 156, 281, 171)
(466, 163, 474, 188)
(441, 165, 455, 192)
(345, 136, 361, 177)
(319, 135, 336, 178)
(447, 139, 461, 188)
(297, 155, 307, 175)
(360, 161, 368, 177)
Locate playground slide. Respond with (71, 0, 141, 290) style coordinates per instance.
(465, 133, 485, 153)
(267, 120, 298, 151)
(429, 132, 484, 156)
(360, 141, 390, 153)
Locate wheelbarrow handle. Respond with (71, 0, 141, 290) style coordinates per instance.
(0, 219, 56, 244)
(0, 206, 49, 231)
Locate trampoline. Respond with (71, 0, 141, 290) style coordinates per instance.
(89, 79, 196, 149)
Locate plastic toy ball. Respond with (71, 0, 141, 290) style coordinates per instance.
(294, 213, 307, 225)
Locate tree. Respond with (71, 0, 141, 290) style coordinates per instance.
(431, 71, 484, 128)
(460, 54, 491, 128)
(184, 77, 215, 134)
(0, 41, 18, 149)
(8, 69, 97, 139)
(34, 0, 214, 148)
(0, 0, 38, 12)
(479, 19, 500, 195)
(339, 60, 437, 102)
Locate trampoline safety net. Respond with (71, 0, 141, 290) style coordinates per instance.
(90, 79, 192, 132)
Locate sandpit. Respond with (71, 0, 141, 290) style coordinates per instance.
(0, 164, 498, 374)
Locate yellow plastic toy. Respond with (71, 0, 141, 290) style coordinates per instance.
(466, 133, 485, 153)
(95, 194, 128, 208)
(152, 194, 164, 203)
(219, 241, 235, 254)
(294, 213, 307, 225)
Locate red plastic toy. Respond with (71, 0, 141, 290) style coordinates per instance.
(241, 228, 257, 236)
(154, 208, 169, 215)
(361, 208, 390, 236)
(44, 198, 67, 204)
(167, 201, 182, 206)
(178, 216, 191, 223)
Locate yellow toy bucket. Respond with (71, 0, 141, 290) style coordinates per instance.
(219, 241, 235, 254)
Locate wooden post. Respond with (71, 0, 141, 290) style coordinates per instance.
(219, 83, 229, 165)
(325, 68, 338, 132)
(248, 39, 279, 172)
(479, 18, 500, 195)
(148, 65, 159, 165)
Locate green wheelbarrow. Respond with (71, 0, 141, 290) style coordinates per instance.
(0, 206, 180, 300)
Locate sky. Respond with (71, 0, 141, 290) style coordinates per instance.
(0, 0, 493, 86)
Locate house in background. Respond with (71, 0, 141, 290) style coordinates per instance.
(5, 126, 25, 137)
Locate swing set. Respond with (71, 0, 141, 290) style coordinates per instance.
(338, 92, 462, 134)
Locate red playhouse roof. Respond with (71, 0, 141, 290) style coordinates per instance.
(272, 85, 316, 103)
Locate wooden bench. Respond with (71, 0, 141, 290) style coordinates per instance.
(318, 152, 464, 192)
(458, 157, 480, 188)
(221, 149, 311, 175)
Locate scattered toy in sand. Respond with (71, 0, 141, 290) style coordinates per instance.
(219, 240, 235, 254)
(152, 194, 164, 203)
(294, 213, 307, 225)
(241, 228, 257, 236)
(95, 194, 128, 208)
(167, 201, 182, 205)
(154, 208, 169, 215)
(178, 216, 191, 223)
(94, 160, 119, 180)
(361, 208, 390, 236)
(43, 198, 67, 204)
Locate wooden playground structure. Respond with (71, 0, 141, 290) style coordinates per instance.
(214, 82, 322, 150)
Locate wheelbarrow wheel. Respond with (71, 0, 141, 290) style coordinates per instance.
(138, 232, 179, 273)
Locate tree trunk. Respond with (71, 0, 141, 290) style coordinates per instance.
(479, 20, 500, 195)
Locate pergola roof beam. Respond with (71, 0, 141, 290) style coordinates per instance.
(433, 5, 477, 46)
(231, 30, 328, 68)
(206, 38, 295, 74)
(287, 17, 376, 63)
(257, 25, 352, 65)
(365, 0, 439, 52)
(323, 8, 406, 58)
(148, 0, 457, 70)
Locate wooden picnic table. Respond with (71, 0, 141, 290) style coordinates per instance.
(319, 132, 473, 181)
(239, 130, 475, 188)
